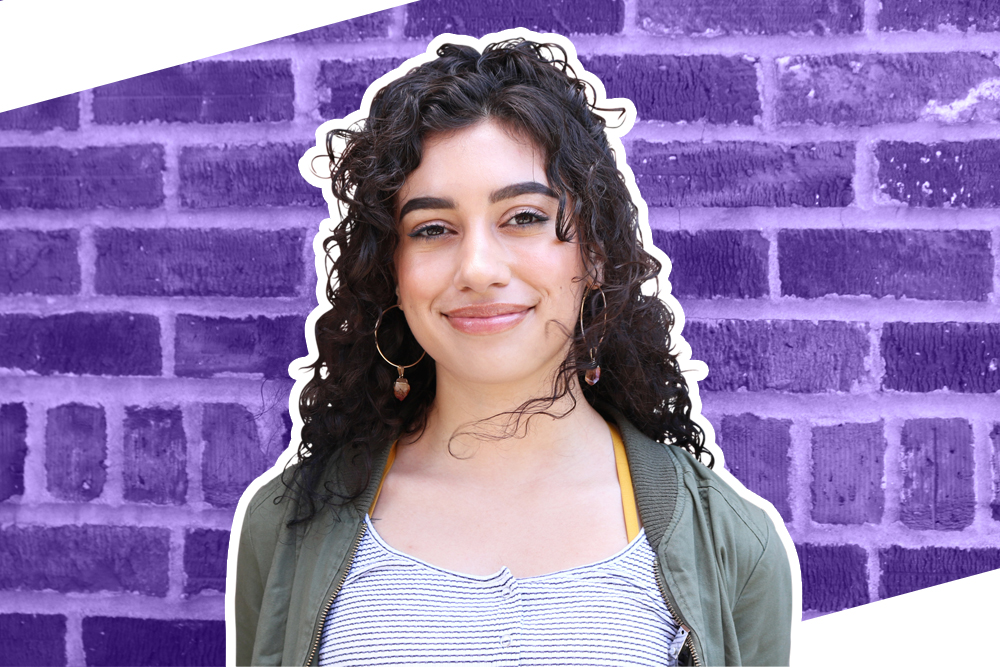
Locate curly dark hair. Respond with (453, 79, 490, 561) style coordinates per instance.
(284, 38, 708, 525)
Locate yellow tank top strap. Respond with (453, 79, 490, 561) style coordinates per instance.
(609, 421, 641, 542)
(369, 439, 398, 515)
(370, 425, 640, 543)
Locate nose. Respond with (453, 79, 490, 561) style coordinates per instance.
(453, 222, 511, 293)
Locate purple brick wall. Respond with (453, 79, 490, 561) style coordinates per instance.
(3, 1, 999, 663)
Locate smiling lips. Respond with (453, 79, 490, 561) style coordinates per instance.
(444, 303, 533, 335)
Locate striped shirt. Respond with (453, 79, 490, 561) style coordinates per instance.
(318, 513, 688, 666)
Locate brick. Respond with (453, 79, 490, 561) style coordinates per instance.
(123, 406, 187, 505)
(83, 617, 224, 667)
(899, 418, 975, 530)
(174, 314, 307, 379)
(629, 140, 854, 207)
(0, 312, 161, 376)
(0, 404, 28, 502)
(45, 404, 107, 501)
(201, 403, 273, 508)
(879, 546, 1000, 598)
(184, 529, 229, 595)
(0, 94, 79, 131)
(684, 319, 869, 392)
(652, 230, 768, 299)
(284, 10, 392, 41)
(637, 0, 862, 35)
(581, 55, 759, 125)
(405, 0, 624, 37)
(992, 424, 1000, 521)
(796, 543, 869, 611)
(0, 145, 164, 210)
(880, 0, 1000, 32)
(93, 61, 294, 125)
(777, 52, 1000, 126)
(719, 414, 791, 521)
(811, 422, 885, 524)
(95, 228, 304, 297)
(0, 229, 80, 295)
(179, 143, 322, 209)
(877, 140, 1000, 207)
(881, 322, 1000, 393)
(779, 229, 993, 301)
(317, 58, 402, 119)
(0, 613, 66, 666)
(0, 525, 169, 595)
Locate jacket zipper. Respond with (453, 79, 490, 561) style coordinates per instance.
(654, 559, 702, 667)
(304, 520, 368, 666)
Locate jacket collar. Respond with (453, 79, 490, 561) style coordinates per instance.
(349, 401, 681, 548)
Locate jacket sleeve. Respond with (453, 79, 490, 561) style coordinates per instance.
(731, 514, 794, 666)
(234, 502, 264, 667)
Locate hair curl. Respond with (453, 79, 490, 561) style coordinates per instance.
(284, 38, 709, 525)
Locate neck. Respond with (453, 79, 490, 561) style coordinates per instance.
(403, 365, 609, 484)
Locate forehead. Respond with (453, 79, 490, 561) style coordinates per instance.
(398, 120, 549, 200)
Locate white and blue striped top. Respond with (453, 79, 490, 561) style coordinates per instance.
(318, 513, 688, 666)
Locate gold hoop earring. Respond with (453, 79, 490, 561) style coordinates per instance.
(374, 304, 426, 400)
(580, 285, 607, 385)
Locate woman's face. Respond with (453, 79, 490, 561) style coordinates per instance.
(393, 119, 590, 391)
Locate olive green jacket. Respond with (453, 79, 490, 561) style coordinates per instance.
(231, 404, 794, 666)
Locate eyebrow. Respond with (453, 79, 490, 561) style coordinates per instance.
(398, 181, 558, 220)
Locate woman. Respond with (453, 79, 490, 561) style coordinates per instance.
(231, 35, 794, 667)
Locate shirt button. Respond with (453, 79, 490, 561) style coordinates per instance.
(500, 634, 512, 648)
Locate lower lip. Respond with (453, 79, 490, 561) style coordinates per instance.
(445, 309, 531, 335)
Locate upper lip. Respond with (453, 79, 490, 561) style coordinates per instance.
(444, 303, 532, 318)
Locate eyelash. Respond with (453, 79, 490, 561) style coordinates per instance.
(407, 210, 549, 239)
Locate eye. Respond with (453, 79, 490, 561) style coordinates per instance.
(408, 223, 449, 239)
(506, 210, 549, 227)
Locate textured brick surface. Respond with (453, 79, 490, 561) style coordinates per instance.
(899, 419, 975, 530)
(718, 414, 792, 521)
(629, 140, 854, 207)
(880, 0, 1000, 32)
(652, 230, 768, 298)
(0, 404, 28, 502)
(284, 10, 392, 41)
(0, 613, 66, 666)
(93, 61, 294, 125)
(0, 229, 79, 295)
(45, 404, 107, 502)
(83, 617, 225, 667)
(779, 229, 993, 301)
(811, 421, 885, 524)
(0, 94, 79, 131)
(201, 403, 272, 508)
(95, 228, 305, 297)
(776, 52, 1000, 126)
(174, 314, 307, 379)
(684, 319, 869, 392)
(0, 313, 161, 376)
(880, 546, 1000, 598)
(179, 143, 322, 209)
(0, 525, 169, 595)
(638, 0, 862, 35)
(184, 529, 229, 595)
(992, 424, 1000, 521)
(796, 543, 869, 611)
(881, 322, 1000, 393)
(581, 55, 759, 125)
(877, 140, 1000, 207)
(405, 0, 624, 37)
(317, 58, 403, 119)
(123, 406, 187, 505)
(0, 145, 164, 210)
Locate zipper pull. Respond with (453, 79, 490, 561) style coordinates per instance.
(668, 625, 690, 663)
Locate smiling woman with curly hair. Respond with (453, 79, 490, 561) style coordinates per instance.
(231, 33, 794, 667)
